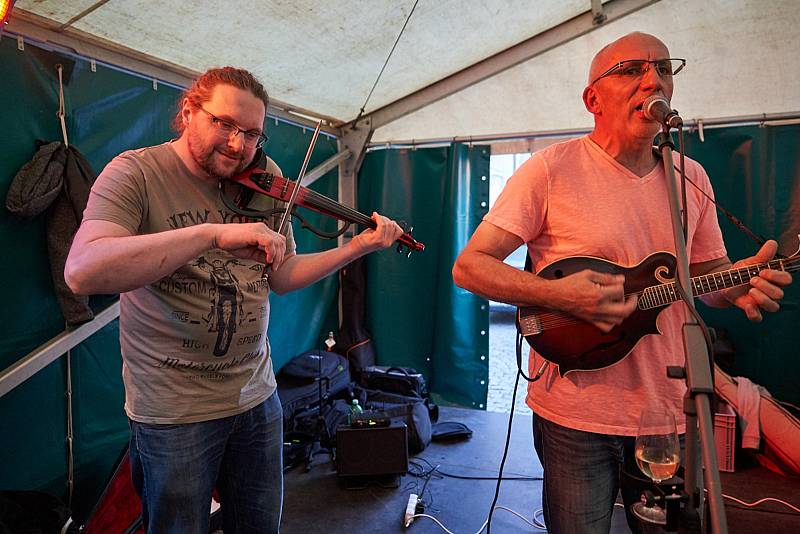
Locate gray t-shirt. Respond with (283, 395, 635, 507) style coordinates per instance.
(83, 142, 295, 424)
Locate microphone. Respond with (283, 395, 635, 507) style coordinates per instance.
(643, 95, 683, 128)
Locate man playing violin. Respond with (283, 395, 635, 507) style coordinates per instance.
(65, 66, 403, 533)
(453, 32, 792, 533)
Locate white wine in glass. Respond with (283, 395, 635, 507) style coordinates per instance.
(635, 442, 680, 483)
(631, 407, 680, 525)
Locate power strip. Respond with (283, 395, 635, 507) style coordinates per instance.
(404, 493, 419, 527)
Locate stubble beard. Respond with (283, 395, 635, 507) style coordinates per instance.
(186, 126, 248, 180)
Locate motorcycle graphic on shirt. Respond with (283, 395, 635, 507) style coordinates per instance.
(194, 257, 245, 356)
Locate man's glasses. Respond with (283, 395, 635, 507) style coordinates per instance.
(591, 58, 686, 85)
(198, 106, 268, 148)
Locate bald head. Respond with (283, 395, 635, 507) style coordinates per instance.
(588, 32, 670, 84)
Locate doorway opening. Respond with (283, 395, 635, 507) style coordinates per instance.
(486, 152, 532, 414)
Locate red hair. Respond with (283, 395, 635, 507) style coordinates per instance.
(173, 66, 269, 133)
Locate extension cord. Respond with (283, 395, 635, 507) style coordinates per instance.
(404, 493, 419, 527)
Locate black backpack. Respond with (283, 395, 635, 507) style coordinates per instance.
(276, 350, 350, 427)
(359, 366, 429, 399)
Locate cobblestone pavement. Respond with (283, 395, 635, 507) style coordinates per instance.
(487, 305, 531, 414)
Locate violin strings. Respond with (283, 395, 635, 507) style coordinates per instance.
(272, 175, 374, 226)
(305, 188, 373, 225)
(259, 174, 419, 248)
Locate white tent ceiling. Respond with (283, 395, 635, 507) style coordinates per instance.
(9, 0, 800, 144)
(374, 0, 800, 143)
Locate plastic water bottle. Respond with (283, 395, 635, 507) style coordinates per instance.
(348, 399, 364, 425)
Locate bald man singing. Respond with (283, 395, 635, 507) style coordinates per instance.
(453, 32, 791, 533)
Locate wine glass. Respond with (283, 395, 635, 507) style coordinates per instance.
(631, 407, 680, 525)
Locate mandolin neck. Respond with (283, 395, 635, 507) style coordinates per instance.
(639, 257, 798, 310)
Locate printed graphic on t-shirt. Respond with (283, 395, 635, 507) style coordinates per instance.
(150, 255, 268, 381)
(134, 198, 279, 383)
(193, 256, 245, 356)
(165, 207, 255, 229)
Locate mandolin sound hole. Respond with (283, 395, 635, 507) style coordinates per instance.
(553, 270, 564, 279)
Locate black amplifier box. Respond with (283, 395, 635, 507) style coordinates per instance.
(336, 421, 408, 477)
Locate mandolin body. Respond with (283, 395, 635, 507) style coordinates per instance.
(516, 253, 678, 376)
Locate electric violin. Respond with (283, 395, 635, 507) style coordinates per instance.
(220, 149, 425, 255)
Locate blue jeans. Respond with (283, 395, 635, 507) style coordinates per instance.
(130, 392, 284, 534)
(533, 414, 683, 534)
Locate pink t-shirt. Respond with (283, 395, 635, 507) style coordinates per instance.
(485, 136, 727, 435)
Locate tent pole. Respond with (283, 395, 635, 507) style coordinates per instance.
(0, 301, 120, 399)
(371, 111, 800, 150)
(65, 347, 75, 509)
(357, 0, 659, 130)
(336, 119, 373, 323)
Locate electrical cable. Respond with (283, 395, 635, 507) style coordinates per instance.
(405, 460, 443, 511)
(408, 504, 547, 533)
(515, 253, 550, 384)
(702, 487, 800, 515)
(654, 142, 777, 257)
(409, 457, 541, 481)
(403, 458, 545, 526)
(722, 493, 800, 513)
(516, 328, 549, 383)
(697, 489, 800, 516)
(404, 359, 545, 532)
(484, 368, 523, 533)
(677, 126, 688, 242)
(432, 470, 541, 481)
(532, 508, 547, 529)
(402, 459, 546, 531)
(723, 504, 800, 517)
(418, 463, 438, 509)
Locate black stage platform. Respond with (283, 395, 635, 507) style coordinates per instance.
(281, 407, 800, 533)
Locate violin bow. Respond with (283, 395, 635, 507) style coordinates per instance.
(260, 120, 322, 279)
(277, 120, 322, 235)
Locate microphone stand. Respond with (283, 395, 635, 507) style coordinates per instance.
(304, 333, 338, 472)
(304, 349, 332, 472)
(654, 122, 728, 534)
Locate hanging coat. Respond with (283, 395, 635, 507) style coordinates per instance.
(5, 140, 96, 325)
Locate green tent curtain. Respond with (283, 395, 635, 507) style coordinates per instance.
(0, 37, 339, 515)
(357, 144, 490, 408)
(683, 124, 800, 405)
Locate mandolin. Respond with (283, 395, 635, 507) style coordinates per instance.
(517, 243, 800, 376)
